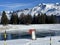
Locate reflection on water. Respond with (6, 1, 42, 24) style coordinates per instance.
(0, 33, 31, 40)
(0, 30, 60, 40)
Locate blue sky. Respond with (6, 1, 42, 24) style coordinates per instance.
(0, 0, 60, 11)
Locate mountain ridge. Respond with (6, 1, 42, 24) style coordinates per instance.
(0, 3, 60, 19)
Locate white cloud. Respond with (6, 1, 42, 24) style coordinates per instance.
(0, 3, 31, 8)
(0, 0, 38, 10)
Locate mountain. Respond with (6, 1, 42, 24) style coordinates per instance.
(16, 3, 60, 16)
(0, 3, 60, 19)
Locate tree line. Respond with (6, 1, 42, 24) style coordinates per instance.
(0, 11, 58, 25)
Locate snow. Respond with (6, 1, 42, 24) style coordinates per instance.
(0, 24, 60, 45)
(35, 3, 60, 15)
(0, 24, 60, 33)
(30, 3, 60, 15)
(17, 9, 31, 17)
(0, 24, 60, 34)
(0, 3, 60, 21)
(0, 36, 60, 45)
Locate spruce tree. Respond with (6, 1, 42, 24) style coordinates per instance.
(1, 11, 9, 25)
(26, 14, 32, 24)
(37, 14, 41, 24)
(32, 15, 37, 24)
(50, 14, 56, 24)
(40, 13, 46, 24)
(19, 13, 25, 24)
(10, 13, 18, 24)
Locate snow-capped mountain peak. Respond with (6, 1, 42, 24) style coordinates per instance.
(0, 3, 60, 20)
(30, 3, 60, 15)
(10, 3, 60, 16)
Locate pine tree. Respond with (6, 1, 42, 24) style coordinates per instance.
(37, 14, 41, 24)
(1, 11, 9, 25)
(32, 15, 37, 24)
(26, 14, 32, 24)
(50, 14, 56, 24)
(10, 13, 18, 24)
(19, 13, 26, 24)
(40, 13, 46, 24)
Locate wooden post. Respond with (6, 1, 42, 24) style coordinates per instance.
(50, 36, 51, 45)
(4, 30, 7, 45)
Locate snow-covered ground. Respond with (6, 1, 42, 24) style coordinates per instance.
(0, 24, 60, 45)
(0, 24, 60, 33)
(0, 36, 60, 45)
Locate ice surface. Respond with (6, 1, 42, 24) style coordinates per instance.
(0, 36, 60, 45)
(0, 24, 60, 45)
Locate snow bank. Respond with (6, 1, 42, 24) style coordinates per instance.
(0, 24, 60, 33)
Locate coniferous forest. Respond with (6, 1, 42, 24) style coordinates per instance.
(1, 11, 60, 25)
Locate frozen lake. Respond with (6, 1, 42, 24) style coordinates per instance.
(0, 36, 60, 45)
(0, 24, 60, 45)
